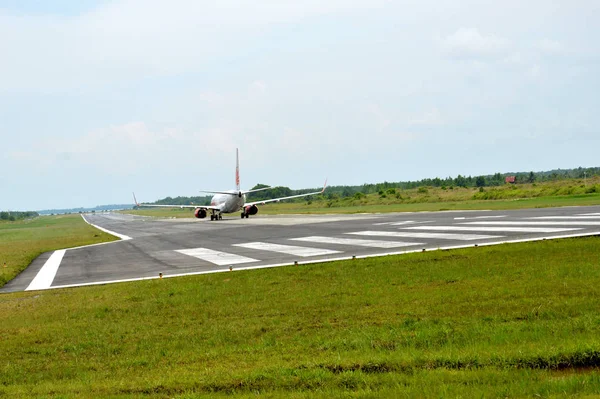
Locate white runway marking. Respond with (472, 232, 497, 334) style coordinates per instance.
(454, 215, 507, 220)
(81, 215, 132, 241)
(408, 225, 580, 233)
(578, 213, 600, 216)
(348, 231, 500, 241)
(26, 250, 66, 291)
(234, 242, 341, 257)
(463, 221, 600, 226)
(531, 216, 600, 220)
(175, 248, 259, 266)
(373, 220, 420, 226)
(290, 236, 424, 248)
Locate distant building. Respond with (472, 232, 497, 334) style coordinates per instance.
(505, 176, 516, 184)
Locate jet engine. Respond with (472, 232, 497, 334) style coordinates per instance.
(244, 205, 259, 216)
(194, 208, 207, 219)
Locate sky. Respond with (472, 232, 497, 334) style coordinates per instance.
(1, 0, 599, 210)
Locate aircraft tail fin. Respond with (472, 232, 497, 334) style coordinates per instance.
(235, 148, 240, 192)
(132, 192, 140, 207)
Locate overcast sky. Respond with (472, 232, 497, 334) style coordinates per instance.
(1, 0, 598, 210)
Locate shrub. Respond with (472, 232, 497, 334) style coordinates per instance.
(418, 187, 428, 194)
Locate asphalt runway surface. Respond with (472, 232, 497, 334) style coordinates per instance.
(3, 206, 600, 293)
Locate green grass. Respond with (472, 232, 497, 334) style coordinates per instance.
(0, 215, 118, 287)
(2, 237, 600, 397)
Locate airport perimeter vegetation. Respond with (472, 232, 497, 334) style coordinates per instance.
(0, 177, 600, 396)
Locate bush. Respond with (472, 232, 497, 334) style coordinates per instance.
(418, 187, 428, 194)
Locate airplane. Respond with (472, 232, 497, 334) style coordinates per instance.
(133, 149, 327, 221)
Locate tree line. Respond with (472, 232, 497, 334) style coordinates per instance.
(0, 211, 39, 221)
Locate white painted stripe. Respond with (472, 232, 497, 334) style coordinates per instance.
(463, 221, 600, 226)
(530, 216, 600, 220)
(234, 242, 341, 257)
(373, 220, 418, 226)
(348, 231, 500, 241)
(290, 236, 423, 248)
(25, 250, 66, 291)
(408, 225, 579, 233)
(43, 230, 600, 291)
(454, 215, 507, 220)
(175, 247, 258, 266)
(578, 213, 600, 216)
(81, 215, 132, 240)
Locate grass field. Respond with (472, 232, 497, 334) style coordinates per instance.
(124, 177, 600, 219)
(2, 237, 600, 397)
(0, 215, 118, 288)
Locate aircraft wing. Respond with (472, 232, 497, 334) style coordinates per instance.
(244, 180, 327, 207)
(132, 193, 221, 210)
(135, 203, 222, 210)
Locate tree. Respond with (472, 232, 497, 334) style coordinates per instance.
(475, 176, 486, 187)
(528, 171, 536, 183)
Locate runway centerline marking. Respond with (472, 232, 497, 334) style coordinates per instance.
(234, 242, 341, 257)
(290, 236, 424, 248)
(26, 250, 66, 291)
(408, 225, 580, 233)
(175, 248, 259, 266)
(348, 231, 501, 241)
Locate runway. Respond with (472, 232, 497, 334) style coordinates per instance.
(3, 206, 600, 293)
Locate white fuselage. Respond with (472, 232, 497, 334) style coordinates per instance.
(210, 191, 246, 214)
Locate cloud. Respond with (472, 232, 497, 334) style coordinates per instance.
(442, 28, 510, 60)
(538, 38, 564, 55)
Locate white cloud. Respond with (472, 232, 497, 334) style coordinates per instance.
(442, 28, 510, 60)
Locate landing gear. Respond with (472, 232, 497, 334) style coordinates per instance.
(210, 211, 222, 221)
(241, 212, 245, 219)
(241, 212, 249, 219)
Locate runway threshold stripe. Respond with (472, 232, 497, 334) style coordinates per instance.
(25, 250, 66, 291)
(408, 225, 580, 233)
(462, 221, 600, 226)
(175, 248, 258, 266)
(234, 242, 341, 257)
(290, 236, 424, 248)
(578, 213, 600, 216)
(348, 231, 501, 241)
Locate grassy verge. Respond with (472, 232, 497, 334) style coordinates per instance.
(0, 215, 118, 288)
(2, 237, 600, 397)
